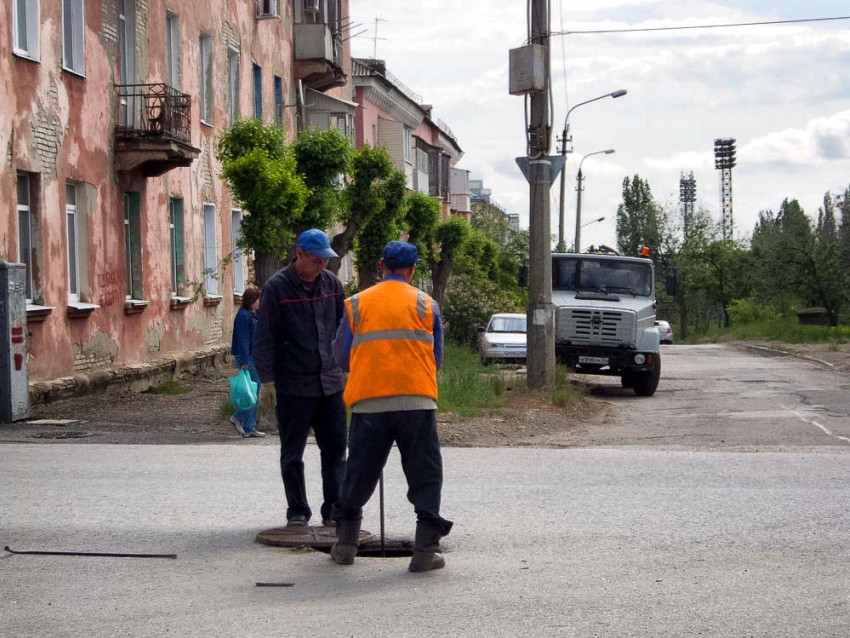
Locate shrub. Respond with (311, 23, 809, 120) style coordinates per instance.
(727, 298, 779, 325)
(442, 272, 521, 347)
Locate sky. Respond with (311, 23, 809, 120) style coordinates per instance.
(348, 1, 850, 249)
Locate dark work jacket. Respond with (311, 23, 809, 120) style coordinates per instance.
(254, 263, 346, 397)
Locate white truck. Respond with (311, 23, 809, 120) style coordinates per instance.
(552, 249, 662, 396)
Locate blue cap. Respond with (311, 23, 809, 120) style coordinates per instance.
(297, 229, 338, 259)
(382, 241, 421, 270)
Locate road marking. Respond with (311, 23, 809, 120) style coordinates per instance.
(781, 405, 850, 445)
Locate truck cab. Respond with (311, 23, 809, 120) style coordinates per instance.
(552, 249, 661, 396)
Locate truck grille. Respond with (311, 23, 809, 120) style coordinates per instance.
(558, 308, 636, 346)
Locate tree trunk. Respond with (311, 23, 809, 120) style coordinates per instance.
(430, 254, 454, 309)
(678, 287, 688, 341)
(328, 221, 360, 276)
(254, 250, 286, 289)
(356, 263, 380, 290)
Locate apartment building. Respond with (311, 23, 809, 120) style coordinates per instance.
(1, 0, 351, 382)
(350, 57, 467, 220)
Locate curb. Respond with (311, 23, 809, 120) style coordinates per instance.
(745, 344, 837, 370)
(744, 344, 790, 357)
(28, 345, 230, 406)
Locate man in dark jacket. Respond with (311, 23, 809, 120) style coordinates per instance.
(254, 229, 347, 527)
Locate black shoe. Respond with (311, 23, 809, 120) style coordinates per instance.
(286, 515, 308, 527)
(321, 519, 337, 528)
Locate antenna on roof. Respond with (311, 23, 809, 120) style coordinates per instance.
(371, 16, 388, 58)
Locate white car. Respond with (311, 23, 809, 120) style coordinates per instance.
(655, 320, 674, 345)
(479, 313, 527, 363)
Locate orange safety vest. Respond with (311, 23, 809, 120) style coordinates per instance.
(343, 279, 437, 407)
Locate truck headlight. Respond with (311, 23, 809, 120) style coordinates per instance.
(634, 354, 646, 365)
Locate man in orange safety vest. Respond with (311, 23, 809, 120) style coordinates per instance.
(330, 241, 453, 572)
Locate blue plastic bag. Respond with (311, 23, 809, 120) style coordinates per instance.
(230, 369, 259, 411)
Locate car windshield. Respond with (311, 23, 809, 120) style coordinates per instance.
(553, 257, 652, 297)
(488, 317, 526, 333)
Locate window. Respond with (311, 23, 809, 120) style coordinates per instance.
(62, 0, 84, 74)
(403, 125, 412, 163)
(66, 184, 79, 302)
(199, 33, 213, 125)
(231, 210, 244, 295)
(123, 193, 142, 300)
(13, 0, 39, 60)
(166, 12, 180, 89)
(16, 174, 34, 302)
(203, 204, 217, 295)
(169, 198, 185, 296)
(252, 63, 262, 119)
(227, 49, 240, 125)
(258, 0, 279, 17)
(274, 75, 283, 126)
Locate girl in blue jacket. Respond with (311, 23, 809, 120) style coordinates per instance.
(230, 286, 265, 437)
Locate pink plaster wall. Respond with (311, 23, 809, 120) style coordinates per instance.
(1, 0, 348, 381)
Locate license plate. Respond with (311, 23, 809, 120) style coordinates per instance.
(579, 356, 608, 365)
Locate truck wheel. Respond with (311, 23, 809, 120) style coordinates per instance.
(621, 372, 634, 388)
(633, 355, 661, 397)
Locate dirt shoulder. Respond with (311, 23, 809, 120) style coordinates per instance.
(729, 340, 850, 373)
(0, 367, 602, 447)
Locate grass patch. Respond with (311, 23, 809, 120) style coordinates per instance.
(438, 343, 509, 418)
(220, 397, 236, 419)
(695, 318, 850, 345)
(148, 378, 191, 395)
(552, 364, 582, 407)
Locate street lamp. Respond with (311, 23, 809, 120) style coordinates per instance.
(556, 90, 627, 252)
(581, 216, 605, 228)
(574, 150, 615, 254)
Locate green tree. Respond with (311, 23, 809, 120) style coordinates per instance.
(292, 126, 352, 232)
(216, 119, 309, 286)
(616, 175, 662, 259)
(354, 169, 408, 288)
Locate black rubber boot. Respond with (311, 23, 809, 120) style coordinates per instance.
(408, 522, 446, 572)
(330, 518, 361, 565)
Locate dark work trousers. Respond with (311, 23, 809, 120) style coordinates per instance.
(275, 392, 347, 523)
(335, 409, 453, 536)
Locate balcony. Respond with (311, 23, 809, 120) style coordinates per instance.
(293, 24, 346, 90)
(114, 84, 200, 177)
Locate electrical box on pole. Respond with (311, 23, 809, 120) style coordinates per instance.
(0, 262, 30, 422)
(509, 45, 546, 95)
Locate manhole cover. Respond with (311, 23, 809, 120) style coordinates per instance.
(256, 525, 373, 548)
(31, 431, 95, 440)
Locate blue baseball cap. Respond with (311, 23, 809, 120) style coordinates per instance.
(297, 229, 338, 259)
(382, 241, 421, 270)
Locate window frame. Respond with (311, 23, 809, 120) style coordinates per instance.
(252, 62, 262, 119)
(199, 33, 213, 126)
(231, 209, 245, 295)
(203, 203, 218, 296)
(166, 11, 180, 89)
(123, 192, 143, 300)
(169, 198, 185, 297)
(403, 124, 412, 164)
(62, 0, 84, 76)
(12, 0, 40, 61)
(16, 173, 34, 303)
(65, 183, 80, 302)
(227, 48, 240, 125)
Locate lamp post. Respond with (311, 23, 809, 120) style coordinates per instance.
(556, 90, 627, 253)
(581, 216, 605, 228)
(574, 149, 615, 254)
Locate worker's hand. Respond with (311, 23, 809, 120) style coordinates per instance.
(242, 364, 250, 370)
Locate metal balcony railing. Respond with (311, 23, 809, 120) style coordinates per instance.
(115, 84, 192, 144)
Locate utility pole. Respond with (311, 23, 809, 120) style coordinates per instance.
(556, 129, 570, 252)
(573, 168, 585, 255)
(526, 0, 555, 389)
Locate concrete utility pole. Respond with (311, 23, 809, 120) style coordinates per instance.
(574, 168, 585, 255)
(526, 0, 555, 389)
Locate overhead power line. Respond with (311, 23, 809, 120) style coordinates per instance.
(551, 15, 850, 37)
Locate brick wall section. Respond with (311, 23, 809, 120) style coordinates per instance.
(204, 306, 224, 346)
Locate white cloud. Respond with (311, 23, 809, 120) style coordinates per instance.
(741, 110, 850, 166)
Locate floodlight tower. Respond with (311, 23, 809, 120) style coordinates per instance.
(679, 171, 697, 240)
(714, 138, 737, 241)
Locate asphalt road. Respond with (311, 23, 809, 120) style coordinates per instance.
(566, 344, 850, 450)
(2, 344, 849, 636)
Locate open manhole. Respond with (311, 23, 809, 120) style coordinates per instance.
(313, 537, 416, 558)
(31, 431, 95, 440)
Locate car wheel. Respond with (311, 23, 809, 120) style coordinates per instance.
(633, 354, 661, 397)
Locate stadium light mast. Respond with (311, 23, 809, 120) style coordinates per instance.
(714, 138, 737, 241)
